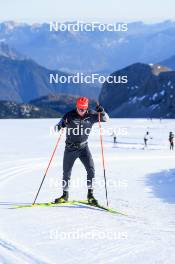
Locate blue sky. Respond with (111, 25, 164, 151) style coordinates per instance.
(0, 0, 175, 23)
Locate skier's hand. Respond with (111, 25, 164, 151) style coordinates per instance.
(54, 125, 60, 132)
(96, 104, 104, 113)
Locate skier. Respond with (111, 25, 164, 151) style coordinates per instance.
(54, 97, 109, 205)
(169, 132, 174, 150)
(112, 130, 117, 144)
(144, 131, 152, 148)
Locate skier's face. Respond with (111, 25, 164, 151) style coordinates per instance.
(77, 108, 87, 117)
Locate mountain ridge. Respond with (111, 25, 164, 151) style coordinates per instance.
(1, 20, 175, 74)
(0, 54, 99, 103)
(99, 63, 175, 118)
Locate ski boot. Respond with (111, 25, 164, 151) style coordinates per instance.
(87, 189, 98, 206)
(54, 191, 68, 203)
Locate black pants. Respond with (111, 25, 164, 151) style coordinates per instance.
(62, 144, 95, 191)
(144, 139, 148, 147)
(170, 141, 174, 150)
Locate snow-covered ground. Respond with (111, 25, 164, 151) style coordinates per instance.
(0, 118, 175, 264)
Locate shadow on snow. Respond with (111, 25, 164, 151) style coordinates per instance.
(146, 169, 175, 204)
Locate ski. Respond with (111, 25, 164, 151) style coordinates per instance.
(72, 200, 127, 215)
(12, 200, 126, 215)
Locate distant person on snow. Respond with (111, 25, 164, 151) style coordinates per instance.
(54, 97, 109, 205)
(112, 130, 117, 144)
(144, 131, 152, 148)
(169, 132, 174, 150)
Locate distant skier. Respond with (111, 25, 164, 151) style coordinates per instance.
(169, 132, 174, 150)
(144, 131, 152, 148)
(54, 97, 109, 205)
(112, 130, 117, 144)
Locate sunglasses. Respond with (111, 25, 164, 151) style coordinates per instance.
(78, 108, 87, 112)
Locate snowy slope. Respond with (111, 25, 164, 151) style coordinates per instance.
(0, 118, 175, 264)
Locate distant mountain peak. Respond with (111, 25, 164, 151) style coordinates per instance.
(1, 20, 175, 73)
(99, 62, 175, 118)
(0, 42, 25, 60)
(149, 63, 172, 75)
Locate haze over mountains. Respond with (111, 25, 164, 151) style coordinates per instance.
(1, 20, 175, 118)
(1, 20, 175, 74)
(0, 42, 99, 118)
(0, 44, 99, 102)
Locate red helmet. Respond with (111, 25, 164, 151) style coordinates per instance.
(76, 97, 89, 110)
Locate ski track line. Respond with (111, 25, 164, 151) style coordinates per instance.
(0, 162, 47, 184)
(0, 168, 35, 184)
(0, 157, 47, 165)
(0, 163, 45, 177)
(0, 237, 51, 264)
(0, 158, 57, 179)
(0, 166, 34, 178)
(0, 160, 47, 175)
(0, 163, 38, 175)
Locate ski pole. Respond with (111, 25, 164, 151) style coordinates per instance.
(98, 112, 109, 207)
(32, 128, 64, 205)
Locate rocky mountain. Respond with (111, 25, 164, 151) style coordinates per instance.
(0, 100, 60, 118)
(99, 63, 175, 118)
(30, 94, 97, 115)
(0, 95, 97, 119)
(0, 54, 99, 103)
(1, 21, 175, 74)
(0, 41, 25, 60)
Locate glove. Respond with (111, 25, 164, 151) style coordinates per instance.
(96, 104, 104, 113)
(54, 124, 61, 132)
